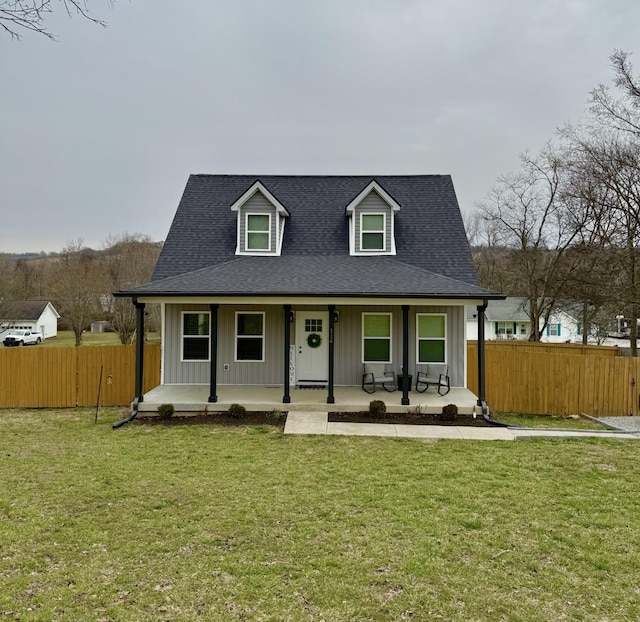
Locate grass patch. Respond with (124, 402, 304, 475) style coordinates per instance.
(1, 409, 639, 621)
(494, 412, 608, 430)
(37, 331, 161, 347)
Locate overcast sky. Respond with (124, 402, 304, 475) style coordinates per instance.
(1, 0, 639, 253)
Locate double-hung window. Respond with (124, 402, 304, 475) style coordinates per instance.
(416, 313, 446, 364)
(362, 313, 392, 363)
(360, 213, 385, 251)
(236, 312, 265, 361)
(182, 312, 210, 361)
(548, 323, 561, 336)
(246, 214, 271, 251)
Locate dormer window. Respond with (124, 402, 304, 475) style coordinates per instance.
(346, 180, 400, 255)
(246, 214, 271, 251)
(231, 181, 289, 256)
(361, 213, 386, 251)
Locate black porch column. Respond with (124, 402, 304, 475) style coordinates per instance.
(134, 300, 145, 402)
(401, 305, 410, 406)
(208, 304, 218, 403)
(327, 304, 335, 404)
(477, 300, 488, 412)
(283, 304, 291, 404)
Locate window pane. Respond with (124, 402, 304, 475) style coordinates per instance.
(237, 337, 263, 361)
(238, 314, 263, 336)
(184, 337, 209, 360)
(184, 313, 209, 336)
(364, 339, 390, 362)
(364, 314, 390, 337)
(362, 233, 384, 250)
(247, 232, 269, 250)
(362, 214, 384, 231)
(419, 340, 445, 363)
(247, 214, 269, 231)
(418, 315, 444, 338)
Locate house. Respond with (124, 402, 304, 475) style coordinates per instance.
(116, 174, 502, 415)
(0, 300, 59, 339)
(466, 297, 581, 343)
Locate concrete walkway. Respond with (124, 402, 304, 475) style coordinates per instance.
(284, 412, 640, 441)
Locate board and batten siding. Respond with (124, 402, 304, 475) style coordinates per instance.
(164, 304, 285, 385)
(352, 192, 394, 253)
(238, 193, 279, 253)
(333, 305, 465, 386)
(164, 303, 466, 387)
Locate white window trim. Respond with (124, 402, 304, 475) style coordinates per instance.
(359, 212, 386, 252)
(235, 311, 266, 363)
(346, 181, 399, 256)
(245, 212, 272, 252)
(416, 313, 447, 365)
(181, 311, 210, 363)
(362, 312, 393, 364)
(232, 182, 288, 256)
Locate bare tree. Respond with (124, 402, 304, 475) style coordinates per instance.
(1, 0, 112, 40)
(558, 52, 640, 353)
(49, 239, 105, 346)
(103, 233, 160, 344)
(590, 51, 640, 137)
(477, 145, 588, 340)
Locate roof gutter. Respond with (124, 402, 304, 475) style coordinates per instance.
(114, 290, 506, 301)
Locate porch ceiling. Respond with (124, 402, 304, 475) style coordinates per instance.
(137, 385, 479, 415)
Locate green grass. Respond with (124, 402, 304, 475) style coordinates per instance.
(493, 412, 609, 430)
(1, 409, 639, 621)
(37, 331, 161, 347)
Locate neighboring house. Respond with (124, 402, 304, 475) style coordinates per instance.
(466, 297, 581, 343)
(0, 301, 59, 339)
(117, 174, 502, 409)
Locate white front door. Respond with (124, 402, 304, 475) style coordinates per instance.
(295, 311, 329, 385)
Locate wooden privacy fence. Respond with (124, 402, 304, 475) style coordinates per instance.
(0, 345, 161, 408)
(1, 342, 638, 416)
(468, 342, 640, 417)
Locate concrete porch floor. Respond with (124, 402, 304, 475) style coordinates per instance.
(137, 384, 479, 415)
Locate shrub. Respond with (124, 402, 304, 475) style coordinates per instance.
(157, 403, 174, 420)
(369, 400, 387, 417)
(441, 403, 458, 422)
(268, 408, 286, 421)
(228, 403, 247, 419)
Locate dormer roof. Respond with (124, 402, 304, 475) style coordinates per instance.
(230, 180, 290, 217)
(344, 180, 401, 215)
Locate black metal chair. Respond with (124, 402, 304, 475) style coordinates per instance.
(415, 364, 450, 395)
(362, 363, 396, 394)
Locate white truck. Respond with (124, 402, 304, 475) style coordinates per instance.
(2, 329, 43, 347)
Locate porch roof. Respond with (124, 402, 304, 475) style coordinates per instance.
(118, 255, 501, 300)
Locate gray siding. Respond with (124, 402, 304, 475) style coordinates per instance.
(353, 192, 394, 253)
(334, 305, 465, 386)
(238, 193, 279, 253)
(164, 303, 466, 387)
(165, 304, 284, 385)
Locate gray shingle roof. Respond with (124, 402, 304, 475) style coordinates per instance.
(0, 300, 56, 321)
(127, 255, 494, 298)
(125, 174, 500, 299)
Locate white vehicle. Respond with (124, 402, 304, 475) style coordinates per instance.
(2, 329, 43, 347)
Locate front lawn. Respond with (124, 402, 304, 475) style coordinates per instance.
(37, 331, 161, 347)
(493, 412, 608, 430)
(1, 409, 638, 621)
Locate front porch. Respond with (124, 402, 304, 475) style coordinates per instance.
(137, 384, 480, 415)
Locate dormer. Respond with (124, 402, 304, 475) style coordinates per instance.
(345, 180, 400, 255)
(231, 181, 289, 255)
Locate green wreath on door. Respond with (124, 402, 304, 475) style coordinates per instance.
(307, 333, 322, 349)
